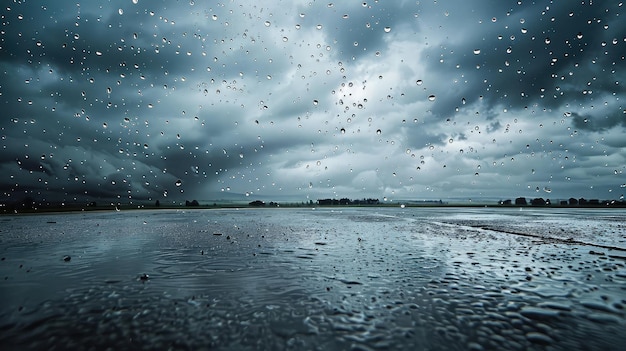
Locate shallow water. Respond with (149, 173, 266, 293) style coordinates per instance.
(1, 207, 625, 350)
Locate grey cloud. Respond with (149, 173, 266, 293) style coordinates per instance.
(296, 1, 407, 61)
(420, 1, 625, 123)
(571, 111, 626, 131)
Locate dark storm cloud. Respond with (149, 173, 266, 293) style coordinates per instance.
(571, 111, 626, 131)
(421, 1, 626, 120)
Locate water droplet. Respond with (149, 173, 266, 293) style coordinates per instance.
(118, 8, 123, 15)
(428, 95, 436, 101)
(383, 27, 391, 33)
(175, 179, 182, 187)
(416, 79, 423, 85)
(473, 49, 481, 55)
(376, 129, 382, 135)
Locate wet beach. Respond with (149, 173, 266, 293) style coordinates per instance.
(1, 207, 625, 350)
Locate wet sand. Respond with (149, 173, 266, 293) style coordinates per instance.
(1, 207, 625, 350)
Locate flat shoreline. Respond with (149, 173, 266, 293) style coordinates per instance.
(3, 202, 626, 215)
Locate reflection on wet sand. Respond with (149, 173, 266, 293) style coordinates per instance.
(1, 208, 625, 350)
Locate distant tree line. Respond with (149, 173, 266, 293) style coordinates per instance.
(248, 200, 279, 207)
(247, 198, 382, 207)
(317, 198, 380, 206)
(500, 197, 626, 207)
(185, 200, 200, 207)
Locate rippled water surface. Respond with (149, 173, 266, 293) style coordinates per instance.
(1, 207, 625, 350)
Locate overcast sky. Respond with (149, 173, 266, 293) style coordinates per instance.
(1, 1, 625, 205)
